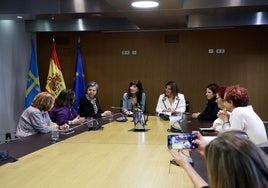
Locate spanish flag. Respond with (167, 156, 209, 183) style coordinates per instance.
(45, 39, 66, 97)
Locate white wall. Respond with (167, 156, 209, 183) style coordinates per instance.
(0, 20, 32, 142)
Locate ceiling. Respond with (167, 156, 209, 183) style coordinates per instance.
(1, 0, 268, 32)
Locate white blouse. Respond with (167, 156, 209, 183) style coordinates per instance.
(156, 93, 186, 114)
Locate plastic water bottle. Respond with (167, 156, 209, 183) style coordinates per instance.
(87, 117, 93, 128)
(51, 124, 59, 142)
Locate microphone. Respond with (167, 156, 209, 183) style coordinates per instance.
(112, 113, 128, 122)
(110, 106, 132, 110)
(110, 106, 133, 117)
(110, 106, 123, 109)
(86, 118, 101, 130)
(61, 118, 100, 132)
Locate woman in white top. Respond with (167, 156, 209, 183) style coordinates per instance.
(218, 85, 267, 145)
(156, 81, 186, 115)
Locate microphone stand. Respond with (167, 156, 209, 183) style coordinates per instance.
(60, 118, 100, 133)
(106, 112, 127, 121)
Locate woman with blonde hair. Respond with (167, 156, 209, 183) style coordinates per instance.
(16, 92, 68, 137)
(169, 131, 268, 188)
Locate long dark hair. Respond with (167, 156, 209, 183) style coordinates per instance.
(55, 89, 75, 106)
(127, 80, 144, 104)
(207, 83, 219, 101)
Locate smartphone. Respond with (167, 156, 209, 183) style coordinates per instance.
(167, 133, 198, 150)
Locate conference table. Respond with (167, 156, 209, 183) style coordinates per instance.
(0, 114, 212, 188)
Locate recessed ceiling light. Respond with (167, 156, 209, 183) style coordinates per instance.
(17, 16, 23, 19)
(131, 1, 159, 8)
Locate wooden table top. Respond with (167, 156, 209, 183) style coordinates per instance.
(1, 116, 210, 188)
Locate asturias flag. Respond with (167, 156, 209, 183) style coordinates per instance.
(73, 42, 86, 111)
(45, 40, 66, 97)
(25, 39, 41, 108)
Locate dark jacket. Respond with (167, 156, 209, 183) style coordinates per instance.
(198, 97, 220, 121)
(78, 96, 103, 118)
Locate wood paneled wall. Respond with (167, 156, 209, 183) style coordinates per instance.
(37, 27, 268, 120)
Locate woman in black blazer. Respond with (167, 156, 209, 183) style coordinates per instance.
(78, 81, 112, 118)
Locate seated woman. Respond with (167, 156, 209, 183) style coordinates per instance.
(49, 89, 86, 126)
(78, 81, 112, 118)
(211, 86, 227, 132)
(192, 83, 220, 121)
(218, 85, 267, 145)
(16, 92, 69, 137)
(122, 80, 146, 116)
(156, 81, 186, 115)
(168, 130, 268, 188)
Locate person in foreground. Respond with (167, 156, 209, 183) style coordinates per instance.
(168, 131, 268, 188)
(16, 92, 69, 137)
(217, 85, 267, 144)
(192, 83, 220, 121)
(49, 89, 86, 126)
(156, 81, 186, 115)
(122, 80, 146, 116)
(78, 81, 112, 118)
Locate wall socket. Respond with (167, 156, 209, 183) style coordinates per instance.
(121, 50, 130, 55)
(216, 49, 225, 54)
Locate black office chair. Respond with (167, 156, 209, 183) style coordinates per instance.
(5, 132, 11, 143)
(119, 99, 123, 113)
(185, 101, 190, 113)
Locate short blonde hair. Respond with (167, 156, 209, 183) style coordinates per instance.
(31, 92, 55, 111)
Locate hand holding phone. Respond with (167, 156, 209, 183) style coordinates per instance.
(167, 133, 198, 150)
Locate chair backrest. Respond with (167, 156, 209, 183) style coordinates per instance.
(119, 99, 123, 113)
(185, 101, 190, 112)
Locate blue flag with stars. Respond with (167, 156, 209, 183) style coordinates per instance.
(73, 42, 86, 111)
(25, 40, 41, 108)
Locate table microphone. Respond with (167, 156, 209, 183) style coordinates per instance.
(110, 106, 123, 109)
(111, 113, 128, 122)
(110, 106, 132, 111)
(60, 118, 100, 133)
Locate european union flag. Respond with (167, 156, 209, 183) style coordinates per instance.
(25, 40, 40, 108)
(73, 42, 86, 111)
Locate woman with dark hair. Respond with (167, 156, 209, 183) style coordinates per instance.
(168, 130, 268, 188)
(218, 85, 267, 144)
(122, 80, 146, 115)
(78, 81, 112, 118)
(16, 92, 69, 137)
(211, 86, 227, 132)
(156, 81, 186, 115)
(192, 83, 220, 121)
(49, 89, 86, 126)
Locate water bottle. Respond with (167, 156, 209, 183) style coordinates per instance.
(87, 117, 93, 128)
(51, 124, 59, 142)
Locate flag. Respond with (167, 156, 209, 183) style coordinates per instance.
(73, 42, 86, 111)
(45, 39, 66, 97)
(25, 40, 41, 107)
